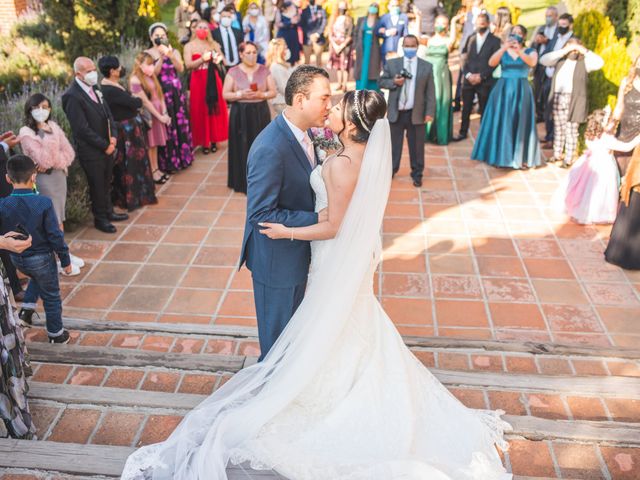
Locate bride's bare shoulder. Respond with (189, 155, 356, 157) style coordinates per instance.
(322, 154, 360, 187)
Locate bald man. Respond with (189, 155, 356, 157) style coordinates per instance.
(62, 57, 126, 233)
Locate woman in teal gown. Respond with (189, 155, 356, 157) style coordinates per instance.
(354, 3, 382, 91)
(471, 25, 542, 169)
(419, 14, 461, 145)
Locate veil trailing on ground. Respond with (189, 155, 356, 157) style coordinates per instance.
(121, 119, 394, 480)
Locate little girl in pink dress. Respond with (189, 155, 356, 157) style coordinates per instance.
(554, 110, 640, 224)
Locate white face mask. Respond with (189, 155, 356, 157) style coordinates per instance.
(31, 108, 50, 123)
(83, 71, 99, 86)
(249, 8, 260, 16)
(213, 12, 221, 23)
(284, 49, 291, 61)
(200, 2, 209, 11)
(220, 16, 233, 27)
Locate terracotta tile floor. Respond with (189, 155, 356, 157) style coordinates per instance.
(56, 116, 640, 351)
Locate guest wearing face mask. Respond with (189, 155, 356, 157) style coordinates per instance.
(376, 0, 408, 63)
(243, 2, 270, 64)
(540, 38, 604, 167)
(266, 38, 293, 114)
(19, 93, 83, 275)
(276, 1, 302, 65)
(62, 57, 125, 234)
(213, 5, 245, 67)
(531, 6, 559, 125)
(99, 56, 158, 212)
(147, 23, 195, 173)
(175, 0, 196, 40)
(539, 13, 574, 148)
(223, 41, 277, 193)
(264, 0, 278, 37)
(471, 25, 542, 169)
(452, 13, 501, 142)
(300, 0, 327, 67)
(185, 20, 229, 154)
(379, 34, 436, 187)
(328, 1, 353, 93)
(354, 3, 382, 91)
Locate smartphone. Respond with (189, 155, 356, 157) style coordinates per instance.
(250, 82, 258, 92)
(9, 223, 29, 241)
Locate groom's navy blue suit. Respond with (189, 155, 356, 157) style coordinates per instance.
(240, 114, 318, 361)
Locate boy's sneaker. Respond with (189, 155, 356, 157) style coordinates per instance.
(18, 308, 36, 328)
(59, 263, 81, 277)
(49, 329, 70, 344)
(70, 254, 85, 268)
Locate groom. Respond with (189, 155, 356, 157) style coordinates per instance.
(240, 65, 332, 361)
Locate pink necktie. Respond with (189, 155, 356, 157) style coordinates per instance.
(88, 88, 98, 103)
(302, 135, 315, 167)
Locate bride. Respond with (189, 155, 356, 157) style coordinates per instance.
(122, 90, 512, 480)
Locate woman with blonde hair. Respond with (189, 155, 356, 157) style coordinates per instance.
(130, 51, 172, 184)
(184, 20, 229, 154)
(266, 38, 293, 115)
(492, 6, 512, 41)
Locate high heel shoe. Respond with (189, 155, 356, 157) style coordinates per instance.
(153, 169, 168, 185)
(210, 143, 217, 153)
(202, 147, 210, 154)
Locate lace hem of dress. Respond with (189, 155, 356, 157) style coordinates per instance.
(476, 409, 513, 451)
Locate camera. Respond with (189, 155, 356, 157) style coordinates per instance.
(399, 68, 413, 80)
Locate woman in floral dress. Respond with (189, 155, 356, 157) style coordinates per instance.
(147, 22, 195, 172)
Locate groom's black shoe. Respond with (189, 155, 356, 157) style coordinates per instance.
(412, 178, 423, 188)
(452, 134, 468, 142)
(108, 212, 129, 222)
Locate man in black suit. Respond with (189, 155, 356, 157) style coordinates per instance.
(453, 13, 501, 141)
(300, 0, 327, 66)
(62, 57, 127, 233)
(531, 6, 559, 125)
(213, 5, 244, 67)
(379, 35, 436, 187)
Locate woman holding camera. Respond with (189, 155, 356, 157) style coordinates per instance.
(147, 23, 195, 172)
(222, 41, 276, 194)
(471, 25, 542, 169)
(185, 20, 229, 155)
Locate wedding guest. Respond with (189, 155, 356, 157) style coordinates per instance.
(213, 5, 244, 67)
(19, 94, 83, 274)
(175, 0, 196, 40)
(540, 38, 604, 167)
(130, 52, 171, 184)
(300, 0, 327, 67)
(276, 1, 302, 65)
(608, 56, 640, 175)
(185, 20, 229, 154)
(216, 0, 242, 29)
(147, 23, 195, 173)
(409, 0, 445, 36)
(0, 132, 26, 300)
(99, 56, 157, 212)
(243, 2, 270, 63)
(471, 26, 541, 169)
(539, 13, 574, 147)
(354, 3, 382, 91)
(62, 57, 126, 234)
(267, 38, 293, 114)
(418, 13, 460, 145)
(452, 13, 501, 141)
(376, 0, 408, 62)
(223, 41, 276, 193)
(0, 230, 34, 439)
(264, 0, 278, 36)
(492, 6, 512, 41)
(606, 144, 640, 269)
(1, 154, 71, 344)
(328, 1, 353, 92)
(531, 6, 559, 124)
(379, 34, 435, 187)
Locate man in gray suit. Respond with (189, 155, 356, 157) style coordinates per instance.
(379, 34, 435, 187)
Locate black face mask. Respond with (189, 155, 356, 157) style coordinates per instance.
(120, 66, 127, 77)
(558, 25, 569, 35)
(309, 0, 315, 4)
(477, 26, 488, 34)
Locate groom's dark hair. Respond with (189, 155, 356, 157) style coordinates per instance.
(284, 65, 330, 106)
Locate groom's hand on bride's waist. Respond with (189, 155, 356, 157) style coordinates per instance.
(318, 209, 328, 223)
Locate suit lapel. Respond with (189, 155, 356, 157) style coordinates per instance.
(74, 82, 105, 117)
(276, 115, 313, 176)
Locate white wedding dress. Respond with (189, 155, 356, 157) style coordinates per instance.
(122, 120, 512, 480)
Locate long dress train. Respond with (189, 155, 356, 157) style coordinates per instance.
(122, 120, 511, 480)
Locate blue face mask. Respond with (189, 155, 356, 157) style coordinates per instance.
(368, 5, 378, 14)
(390, 6, 400, 15)
(403, 47, 417, 59)
(509, 34, 523, 44)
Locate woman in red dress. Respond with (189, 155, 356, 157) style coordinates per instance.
(184, 20, 229, 154)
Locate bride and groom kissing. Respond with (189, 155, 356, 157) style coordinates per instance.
(122, 66, 513, 480)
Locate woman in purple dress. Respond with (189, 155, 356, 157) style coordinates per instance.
(147, 22, 195, 172)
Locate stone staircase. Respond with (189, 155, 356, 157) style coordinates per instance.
(1, 317, 639, 479)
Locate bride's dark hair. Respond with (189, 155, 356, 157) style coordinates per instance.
(337, 90, 387, 146)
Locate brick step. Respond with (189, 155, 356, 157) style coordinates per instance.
(26, 382, 640, 447)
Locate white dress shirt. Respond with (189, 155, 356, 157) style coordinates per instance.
(475, 30, 488, 53)
(75, 77, 98, 102)
(539, 49, 604, 93)
(221, 26, 239, 66)
(399, 56, 418, 111)
(282, 111, 315, 167)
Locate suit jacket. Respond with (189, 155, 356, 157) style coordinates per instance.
(379, 57, 436, 125)
(376, 13, 409, 57)
(300, 5, 327, 44)
(461, 32, 501, 84)
(353, 16, 382, 81)
(61, 80, 116, 163)
(459, 9, 491, 53)
(240, 114, 318, 288)
(212, 26, 244, 65)
(531, 24, 560, 93)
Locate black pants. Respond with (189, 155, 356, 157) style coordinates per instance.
(390, 110, 425, 181)
(542, 77, 554, 141)
(80, 154, 114, 220)
(459, 81, 493, 136)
